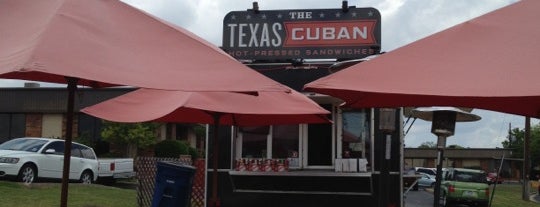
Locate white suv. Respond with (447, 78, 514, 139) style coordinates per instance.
(0, 137, 98, 184)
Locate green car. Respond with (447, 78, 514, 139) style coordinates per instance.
(440, 168, 490, 207)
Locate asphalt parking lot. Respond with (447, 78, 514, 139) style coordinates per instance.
(405, 184, 540, 207)
(404, 188, 434, 207)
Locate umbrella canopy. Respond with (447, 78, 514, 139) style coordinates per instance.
(80, 88, 330, 125)
(0, 0, 288, 92)
(1, 1, 289, 206)
(81, 88, 330, 207)
(304, 0, 540, 118)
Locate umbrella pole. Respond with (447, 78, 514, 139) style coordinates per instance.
(211, 113, 222, 207)
(60, 77, 78, 207)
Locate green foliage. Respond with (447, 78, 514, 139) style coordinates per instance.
(100, 121, 159, 149)
(193, 124, 206, 138)
(98, 151, 125, 158)
(75, 131, 96, 148)
(188, 146, 199, 160)
(154, 140, 189, 158)
(418, 141, 436, 148)
(447, 144, 465, 149)
(502, 124, 540, 169)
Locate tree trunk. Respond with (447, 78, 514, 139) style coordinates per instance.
(126, 143, 138, 158)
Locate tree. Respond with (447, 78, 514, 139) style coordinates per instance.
(418, 141, 436, 148)
(502, 124, 540, 172)
(101, 121, 160, 157)
(447, 144, 465, 149)
(502, 127, 525, 159)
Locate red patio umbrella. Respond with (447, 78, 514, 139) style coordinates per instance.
(0, 0, 287, 92)
(0, 0, 289, 206)
(304, 0, 540, 118)
(80, 88, 330, 207)
(80, 88, 330, 125)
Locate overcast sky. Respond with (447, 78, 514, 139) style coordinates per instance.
(2, 0, 535, 148)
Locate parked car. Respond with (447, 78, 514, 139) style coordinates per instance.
(440, 168, 490, 207)
(0, 137, 99, 184)
(486, 172, 504, 184)
(417, 172, 437, 188)
(415, 167, 437, 176)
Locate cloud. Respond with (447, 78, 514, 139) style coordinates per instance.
(405, 109, 539, 148)
(115, 0, 517, 51)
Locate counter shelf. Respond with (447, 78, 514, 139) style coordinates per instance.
(229, 170, 373, 195)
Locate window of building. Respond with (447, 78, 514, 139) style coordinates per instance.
(0, 113, 26, 143)
(42, 114, 63, 138)
(272, 125, 299, 159)
(233, 107, 374, 170)
(307, 123, 333, 166)
(240, 126, 270, 158)
(238, 125, 300, 159)
(78, 114, 103, 141)
(340, 109, 370, 159)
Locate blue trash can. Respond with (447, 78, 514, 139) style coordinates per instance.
(151, 161, 196, 207)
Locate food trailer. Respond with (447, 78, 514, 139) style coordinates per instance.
(205, 3, 404, 207)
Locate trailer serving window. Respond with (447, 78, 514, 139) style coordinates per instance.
(238, 125, 301, 160)
(339, 109, 370, 160)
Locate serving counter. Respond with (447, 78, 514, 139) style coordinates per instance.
(229, 170, 373, 196)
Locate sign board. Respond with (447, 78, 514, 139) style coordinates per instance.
(222, 8, 381, 60)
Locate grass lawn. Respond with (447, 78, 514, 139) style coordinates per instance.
(0, 180, 136, 207)
(490, 184, 539, 207)
(1, 180, 538, 207)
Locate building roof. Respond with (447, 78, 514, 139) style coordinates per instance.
(0, 87, 134, 113)
(405, 148, 512, 159)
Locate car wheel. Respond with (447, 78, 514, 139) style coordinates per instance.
(80, 170, 93, 184)
(18, 164, 37, 184)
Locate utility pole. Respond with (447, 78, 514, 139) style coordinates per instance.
(522, 117, 531, 201)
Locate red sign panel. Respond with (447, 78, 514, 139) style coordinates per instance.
(283, 20, 378, 47)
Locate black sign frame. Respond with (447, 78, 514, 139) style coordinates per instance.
(222, 7, 381, 60)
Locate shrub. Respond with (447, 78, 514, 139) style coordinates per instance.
(188, 146, 199, 160)
(154, 140, 189, 158)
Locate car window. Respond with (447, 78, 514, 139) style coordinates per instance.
(455, 171, 486, 182)
(43, 141, 65, 155)
(0, 138, 48, 152)
(79, 145, 96, 160)
(417, 168, 435, 176)
(71, 144, 83, 158)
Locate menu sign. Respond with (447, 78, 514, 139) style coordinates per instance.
(223, 8, 381, 60)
